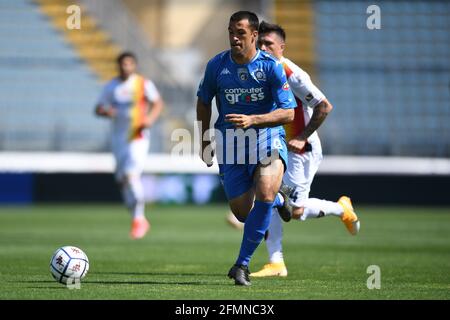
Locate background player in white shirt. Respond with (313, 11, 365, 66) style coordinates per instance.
(251, 22, 360, 277)
(95, 52, 164, 239)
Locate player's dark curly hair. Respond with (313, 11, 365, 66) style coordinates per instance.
(258, 21, 286, 41)
(229, 11, 259, 31)
(117, 51, 137, 64)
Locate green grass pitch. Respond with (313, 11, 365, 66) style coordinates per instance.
(0, 204, 449, 299)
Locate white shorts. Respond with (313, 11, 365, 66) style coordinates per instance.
(283, 145, 323, 207)
(112, 137, 149, 182)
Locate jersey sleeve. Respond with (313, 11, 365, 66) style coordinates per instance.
(270, 61, 297, 110)
(196, 59, 217, 105)
(288, 67, 325, 108)
(144, 79, 161, 103)
(96, 82, 113, 106)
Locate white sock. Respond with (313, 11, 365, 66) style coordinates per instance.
(123, 176, 145, 220)
(266, 208, 284, 263)
(300, 198, 344, 221)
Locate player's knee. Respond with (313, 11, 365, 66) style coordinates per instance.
(117, 177, 126, 188)
(120, 174, 131, 185)
(255, 188, 276, 202)
(259, 195, 276, 203)
(125, 173, 141, 187)
(292, 206, 304, 220)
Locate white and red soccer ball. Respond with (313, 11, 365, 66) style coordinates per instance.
(50, 246, 89, 285)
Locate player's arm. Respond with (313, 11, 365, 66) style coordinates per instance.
(144, 97, 164, 128)
(225, 108, 294, 129)
(143, 80, 164, 128)
(298, 98, 332, 141)
(288, 98, 332, 153)
(196, 60, 217, 167)
(286, 67, 333, 153)
(196, 98, 214, 166)
(94, 83, 116, 118)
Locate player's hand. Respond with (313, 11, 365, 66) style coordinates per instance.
(95, 105, 107, 117)
(142, 115, 152, 128)
(106, 107, 117, 118)
(225, 114, 255, 129)
(288, 137, 307, 154)
(200, 140, 215, 167)
(96, 106, 116, 118)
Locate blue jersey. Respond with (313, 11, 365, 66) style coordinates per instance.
(197, 49, 296, 166)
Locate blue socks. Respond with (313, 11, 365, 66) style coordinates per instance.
(235, 200, 273, 266)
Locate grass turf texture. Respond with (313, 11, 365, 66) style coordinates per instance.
(0, 204, 449, 299)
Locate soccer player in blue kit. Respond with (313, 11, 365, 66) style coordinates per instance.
(196, 11, 296, 286)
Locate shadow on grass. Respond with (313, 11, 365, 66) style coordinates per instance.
(16, 270, 231, 287)
(84, 280, 222, 286)
(19, 279, 225, 286)
(99, 271, 225, 277)
(25, 286, 67, 290)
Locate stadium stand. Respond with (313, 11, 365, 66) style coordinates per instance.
(0, 0, 448, 157)
(313, 0, 450, 157)
(274, 0, 316, 76)
(37, 0, 120, 81)
(0, 0, 109, 151)
(0, 0, 191, 153)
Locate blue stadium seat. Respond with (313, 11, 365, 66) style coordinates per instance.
(0, 0, 109, 152)
(314, 0, 450, 156)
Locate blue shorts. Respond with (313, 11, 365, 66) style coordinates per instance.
(218, 145, 288, 200)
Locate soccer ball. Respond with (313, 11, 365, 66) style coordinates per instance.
(50, 246, 89, 285)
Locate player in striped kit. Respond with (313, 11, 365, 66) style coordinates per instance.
(95, 52, 164, 239)
(250, 22, 360, 277)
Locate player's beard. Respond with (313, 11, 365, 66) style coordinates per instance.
(231, 44, 250, 61)
(230, 43, 242, 56)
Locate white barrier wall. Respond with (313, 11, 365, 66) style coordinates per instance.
(0, 152, 449, 176)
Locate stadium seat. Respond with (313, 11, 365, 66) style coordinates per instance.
(0, 0, 108, 152)
(314, 0, 450, 156)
